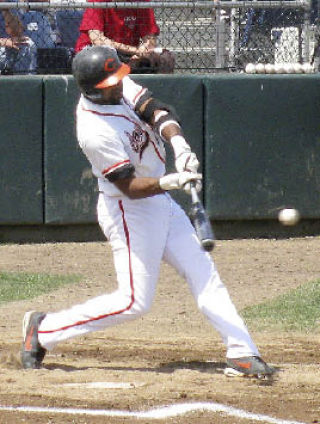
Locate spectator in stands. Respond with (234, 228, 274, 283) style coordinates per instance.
(0, 7, 37, 74)
(15, 0, 73, 74)
(75, 0, 175, 74)
(240, 6, 303, 49)
(17, 5, 56, 49)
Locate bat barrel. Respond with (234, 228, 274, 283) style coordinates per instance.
(189, 198, 215, 252)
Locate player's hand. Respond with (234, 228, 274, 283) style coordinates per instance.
(183, 178, 202, 195)
(159, 172, 202, 192)
(175, 151, 199, 174)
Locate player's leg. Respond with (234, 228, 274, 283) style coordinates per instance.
(162, 198, 259, 359)
(163, 199, 274, 377)
(36, 194, 170, 351)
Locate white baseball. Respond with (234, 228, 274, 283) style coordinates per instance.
(293, 63, 303, 73)
(274, 63, 284, 74)
(245, 63, 256, 74)
(255, 63, 265, 74)
(265, 63, 275, 74)
(302, 63, 314, 74)
(278, 208, 300, 226)
(283, 63, 294, 74)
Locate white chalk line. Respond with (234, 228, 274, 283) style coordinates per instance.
(63, 381, 145, 389)
(0, 402, 307, 424)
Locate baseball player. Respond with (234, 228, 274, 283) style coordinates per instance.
(21, 46, 274, 379)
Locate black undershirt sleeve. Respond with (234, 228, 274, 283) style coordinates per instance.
(106, 163, 135, 182)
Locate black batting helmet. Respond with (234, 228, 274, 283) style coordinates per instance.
(72, 46, 130, 103)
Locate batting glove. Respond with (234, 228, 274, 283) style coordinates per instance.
(170, 135, 199, 173)
(175, 151, 199, 174)
(159, 172, 202, 192)
(183, 178, 202, 195)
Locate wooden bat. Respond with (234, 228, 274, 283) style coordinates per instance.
(189, 182, 215, 251)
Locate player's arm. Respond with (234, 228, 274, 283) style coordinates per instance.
(104, 147, 200, 199)
(81, 124, 200, 199)
(114, 176, 162, 199)
(135, 94, 199, 173)
(114, 173, 202, 199)
(107, 158, 201, 199)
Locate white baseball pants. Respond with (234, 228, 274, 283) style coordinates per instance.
(38, 192, 259, 359)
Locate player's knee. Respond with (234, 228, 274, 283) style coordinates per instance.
(130, 298, 152, 317)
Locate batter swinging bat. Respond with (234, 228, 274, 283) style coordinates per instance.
(189, 182, 215, 251)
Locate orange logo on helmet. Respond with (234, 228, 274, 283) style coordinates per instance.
(104, 58, 117, 72)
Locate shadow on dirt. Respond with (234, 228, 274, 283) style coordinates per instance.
(43, 359, 278, 385)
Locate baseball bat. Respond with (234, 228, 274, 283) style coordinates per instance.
(189, 182, 215, 251)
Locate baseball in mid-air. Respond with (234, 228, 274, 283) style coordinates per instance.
(278, 208, 300, 226)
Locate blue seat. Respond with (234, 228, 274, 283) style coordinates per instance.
(55, 10, 83, 49)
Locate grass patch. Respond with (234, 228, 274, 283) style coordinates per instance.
(0, 271, 82, 304)
(242, 279, 320, 332)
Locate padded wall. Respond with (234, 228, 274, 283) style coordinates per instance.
(0, 76, 43, 224)
(2, 74, 319, 230)
(204, 74, 320, 220)
(44, 76, 98, 224)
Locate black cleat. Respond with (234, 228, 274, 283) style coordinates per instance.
(224, 356, 275, 379)
(21, 311, 46, 369)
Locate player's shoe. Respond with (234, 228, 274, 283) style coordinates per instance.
(21, 311, 46, 369)
(224, 356, 274, 379)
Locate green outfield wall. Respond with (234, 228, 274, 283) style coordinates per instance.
(203, 74, 320, 221)
(44, 76, 97, 224)
(0, 77, 43, 225)
(0, 74, 319, 241)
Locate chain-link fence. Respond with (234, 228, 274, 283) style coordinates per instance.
(0, 0, 319, 75)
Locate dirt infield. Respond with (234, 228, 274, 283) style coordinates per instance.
(0, 237, 319, 424)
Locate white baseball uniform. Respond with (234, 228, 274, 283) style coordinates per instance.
(38, 76, 259, 359)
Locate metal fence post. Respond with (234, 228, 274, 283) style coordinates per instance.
(302, 1, 312, 62)
(215, 2, 227, 68)
(228, 5, 240, 68)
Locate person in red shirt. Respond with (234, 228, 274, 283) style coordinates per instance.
(75, 0, 174, 73)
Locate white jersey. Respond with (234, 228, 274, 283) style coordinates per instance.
(76, 76, 166, 197)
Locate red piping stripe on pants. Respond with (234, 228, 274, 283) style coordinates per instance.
(38, 200, 135, 334)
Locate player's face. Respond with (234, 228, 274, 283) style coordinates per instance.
(100, 81, 123, 104)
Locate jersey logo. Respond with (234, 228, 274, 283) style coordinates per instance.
(125, 125, 149, 160)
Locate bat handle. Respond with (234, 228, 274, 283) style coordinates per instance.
(189, 181, 199, 203)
